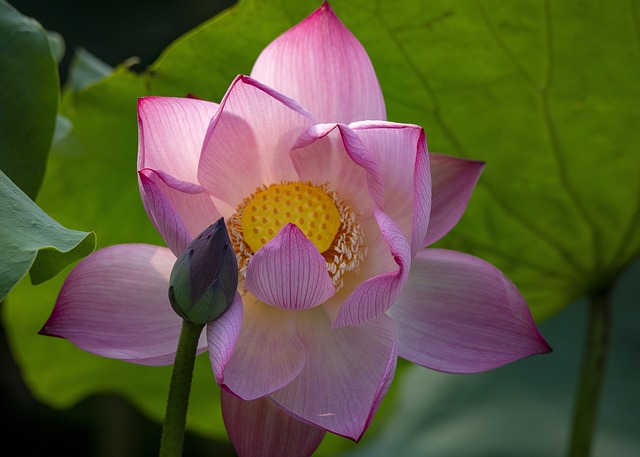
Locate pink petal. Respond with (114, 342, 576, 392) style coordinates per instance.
(423, 153, 485, 247)
(137, 96, 218, 183)
(198, 75, 314, 208)
(221, 390, 325, 457)
(293, 123, 425, 322)
(333, 209, 411, 328)
(251, 3, 385, 123)
(138, 168, 222, 255)
(207, 292, 243, 385)
(390, 249, 552, 373)
(291, 123, 382, 217)
(221, 298, 305, 400)
(350, 121, 431, 256)
(40, 244, 205, 366)
(245, 224, 335, 310)
(270, 310, 397, 441)
(138, 170, 190, 256)
(318, 213, 393, 322)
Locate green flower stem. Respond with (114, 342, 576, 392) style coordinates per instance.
(159, 320, 205, 457)
(567, 291, 611, 457)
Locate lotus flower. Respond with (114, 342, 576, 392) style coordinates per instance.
(41, 2, 550, 456)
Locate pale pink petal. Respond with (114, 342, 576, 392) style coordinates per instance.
(40, 244, 206, 366)
(198, 75, 314, 207)
(245, 224, 335, 310)
(291, 123, 382, 217)
(251, 2, 385, 123)
(221, 391, 325, 457)
(138, 168, 222, 255)
(365, 349, 397, 433)
(333, 209, 411, 328)
(270, 310, 397, 441)
(390, 249, 552, 373)
(350, 121, 431, 256)
(221, 298, 306, 400)
(424, 153, 485, 247)
(137, 96, 218, 183)
(207, 292, 243, 384)
(319, 214, 389, 322)
(306, 122, 430, 321)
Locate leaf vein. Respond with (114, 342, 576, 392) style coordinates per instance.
(374, 9, 587, 276)
(474, 0, 539, 90)
(445, 234, 582, 282)
(631, 0, 640, 53)
(612, 1, 640, 267)
(541, 0, 603, 272)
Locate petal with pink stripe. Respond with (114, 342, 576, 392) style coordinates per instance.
(390, 249, 552, 373)
(40, 244, 206, 366)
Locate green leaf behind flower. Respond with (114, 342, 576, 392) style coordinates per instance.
(359, 0, 640, 320)
(4, 0, 638, 453)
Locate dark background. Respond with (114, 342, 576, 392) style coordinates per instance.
(1, 1, 237, 455)
(12, 0, 237, 82)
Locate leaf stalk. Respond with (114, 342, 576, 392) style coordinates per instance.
(567, 291, 611, 457)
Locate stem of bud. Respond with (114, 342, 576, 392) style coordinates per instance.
(159, 320, 204, 457)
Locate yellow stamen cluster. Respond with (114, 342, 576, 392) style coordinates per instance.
(240, 182, 340, 253)
(229, 181, 365, 292)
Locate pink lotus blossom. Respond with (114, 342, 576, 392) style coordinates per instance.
(42, 3, 550, 456)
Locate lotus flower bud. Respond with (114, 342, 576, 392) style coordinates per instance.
(168, 218, 238, 324)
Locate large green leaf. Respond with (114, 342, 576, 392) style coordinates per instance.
(362, 0, 640, 320)
(4, 0, 638, 454)
(0, 169, 95, 301)
(0, 0, 59, 199)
